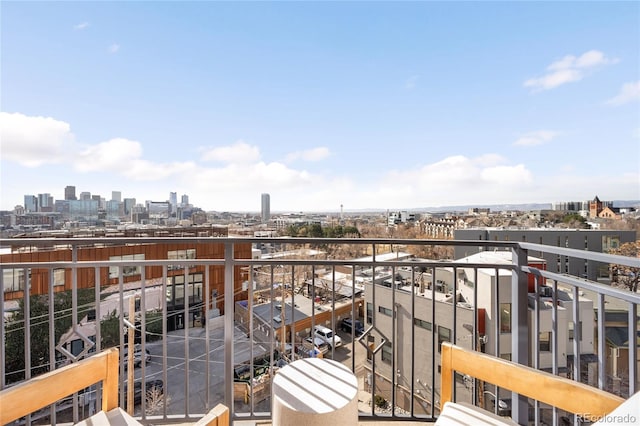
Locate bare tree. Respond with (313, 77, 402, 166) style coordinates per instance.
(608, 241, 640, 292)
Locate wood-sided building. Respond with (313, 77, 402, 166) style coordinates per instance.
(1, 236, 252, 322)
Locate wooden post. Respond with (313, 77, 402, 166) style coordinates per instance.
(103, 348, 120, 412)
(127, 297, 135, 414)
(440, 342, 453, 409)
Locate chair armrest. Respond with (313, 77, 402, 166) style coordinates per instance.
(440, 342, 624, 420)
(192, 403, 230, 426)
(0, 348, 120, 424)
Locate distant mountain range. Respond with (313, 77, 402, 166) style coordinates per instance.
(338, 200, 640, 215)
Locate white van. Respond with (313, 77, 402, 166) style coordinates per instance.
(313, 325, 342, 349)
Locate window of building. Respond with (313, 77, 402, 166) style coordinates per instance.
(569, 321, 582, 341)
(366, 303, 373, 324)
(597, 264, 610, 278)
(463, 277, 475, 288)
(438, 326, 451, 352)
(459, 270, 474, 288)
(500, 303, 511, 333)
(168, 248, 196, 270)
(3, 268, 26, 292)
(500, 353, 512, 361)
(109, 254, 145, 279)
(378, 306, 393, 317)
(53, 268, 65, 286)
(166, 273, 204, 307)
(414, 318, 432, 331)
(455, 372, 467, 384)
(602, 236, 620, 252)
(539, 331, 551, 352)
(382, 341, 393, 364)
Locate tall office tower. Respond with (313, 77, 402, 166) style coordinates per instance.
(80, 191, 91, 201)
(24, 195, 38, 212)
(111, 191, 122, 202)
(64, 186, 77, 200)
(170, 192, 177, 213)
(123, 198, 136, 216)
(106, 199, 123, 218)
(181, 194, 189, 206)
(92, 195, 105, 209)
(37, 193, 54, 212)
(261, 193, 270, 223)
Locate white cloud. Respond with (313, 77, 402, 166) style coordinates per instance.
(3, 112, 638, 212)
(74, 22, 90, 30)
(547, 50, 616, 71)
(76, 138, 144, 172)
(513, 130, 559, 146)
(369, 155, 535, 207)
(0, 112, 76, 167)
(605, 81, 640, 106)
(474, 153, 509, 167)
(405, 75, 419, 90)
(285, 147, 330, 163)
(75, 138, 195, 180)
(524, 69, 582, 91)
(200, 140, 261, 164)
(524, 50, 617, 92)
(123, 159, 197, 181)
(108, 44, 120, 54)
(190, 162, 314, 196)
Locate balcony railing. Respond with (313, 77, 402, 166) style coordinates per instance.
(1, 237, 639, 425)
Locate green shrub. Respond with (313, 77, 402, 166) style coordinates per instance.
(373, 394, 388, 409)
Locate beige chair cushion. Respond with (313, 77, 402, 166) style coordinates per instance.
(436, 402, 518, 426)
(74, 408, 142, 426)
(592, 391, 640, 425)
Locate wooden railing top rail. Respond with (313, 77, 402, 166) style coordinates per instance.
(440, 342, 624, 421)
(0, 347, 120, 425)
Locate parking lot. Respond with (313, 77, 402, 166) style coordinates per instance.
(129, 316, 266, 415)
(129, 315, 366, 417)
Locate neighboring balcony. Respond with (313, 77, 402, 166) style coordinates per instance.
(1, 237, 638, 425)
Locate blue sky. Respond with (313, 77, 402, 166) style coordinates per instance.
(1, 1, 639, 212)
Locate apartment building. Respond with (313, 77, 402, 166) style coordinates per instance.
(364, 273, 477, 415)
(456, 252, 596, 377)
(454, 228, 636, 282)
(362, 250, 597, 415)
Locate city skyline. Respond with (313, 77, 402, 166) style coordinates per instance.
(12, 184, 639, 216)
(1, 2, 639, 212)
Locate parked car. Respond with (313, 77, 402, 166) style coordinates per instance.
(340, 318, 364, 336)
(302, 336, 329, 355)
(122, 344, 151, 368)
(123, 379, 164, 405)
(313, 325, 342, 349)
